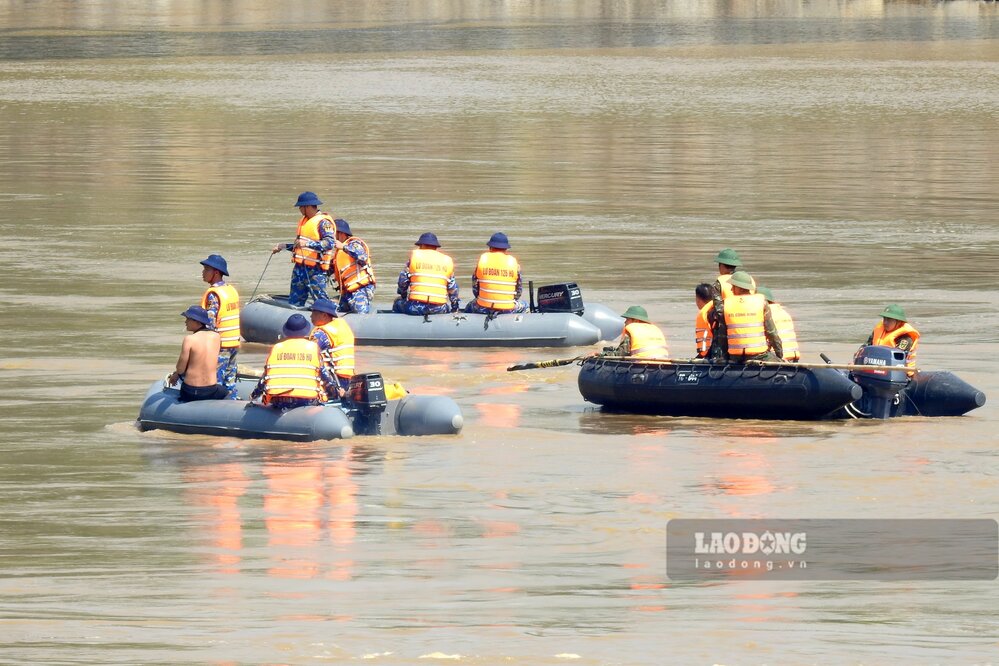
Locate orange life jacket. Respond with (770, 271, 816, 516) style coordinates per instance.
(624, 322, 669, 359)
(695, 302, 713, 358)
(474, 251, 519, 311)
(770, 303, 800, 362)
(293, 212, 336, 270)
(261, 338, 324, 404)
(311, 320, 355, 380)
(716, 273, 757, 299)
(202, 283, 241, 349)
(332, 237, 375, 293)
(406, 248, 454, 305)
(871, 321, 920, 369)
(723, 293, 769, 357)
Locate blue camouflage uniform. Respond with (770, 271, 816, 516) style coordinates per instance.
(249, 364, 339, 409)
(335, 238, 375, 314)
(286, 216, 336, 307)
(391, 263, 460, 315)
(464, 271, 529, 314)
(203, 280, 239, 398)
(311, 326, 352, 395)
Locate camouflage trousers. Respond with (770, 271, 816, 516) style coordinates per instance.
(338, 285, 375, 314)
(391, 298, 453, 315)
(464, 299, 529, 315)
(288, 264, 329, 307)
(322, 373, 352, 400)
(217, 348, 239, 399)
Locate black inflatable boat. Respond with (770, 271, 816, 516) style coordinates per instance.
(577, 346, 985, 421)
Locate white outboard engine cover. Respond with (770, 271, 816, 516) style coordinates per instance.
(849, 345, 910, 419)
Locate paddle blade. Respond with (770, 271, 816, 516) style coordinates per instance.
(507, 356, 583, 371)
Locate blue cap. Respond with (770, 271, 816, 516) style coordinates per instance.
(181, 305, 213, 327)
(294, 191, 322, 207)
(487, 232, 510, 249)
(282, 313, 312, 339)
(199, 254, 229, 276)
(415, 232, 441, 247)
(310, 298, 339, 316)
(334, 218, 352, 236)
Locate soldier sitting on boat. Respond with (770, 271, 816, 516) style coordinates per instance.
(866, 304, 919, 373)
(392, 232, 460, 315)
(706, 271, 783, 363)
(757, 286, 800, 362)
(250, 314, 337, 410)
(464, 232, 529, 315)
(309, 298, 356, 398)
(608, 306, 669, 359)
(694, 282, 714, 358)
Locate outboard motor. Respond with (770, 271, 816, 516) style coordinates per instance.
(346, 372, 388, 435)
(849, 345, 910, 419)
(535, 282, 585, 315)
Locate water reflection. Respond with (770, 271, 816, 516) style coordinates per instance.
(182, 462, 250, 576)
(150, 441, 379, 583)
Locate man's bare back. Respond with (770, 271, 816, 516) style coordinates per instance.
(171, 329, 221, 387)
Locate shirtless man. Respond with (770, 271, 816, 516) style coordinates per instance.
(168, 305, 228, 401)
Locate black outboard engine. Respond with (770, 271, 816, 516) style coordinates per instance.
(346, 372, 388, 435)
(849, 345, 910, 419)
(535, 282, 585, 315)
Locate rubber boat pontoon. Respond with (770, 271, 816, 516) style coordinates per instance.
(577, 346, 985, 421)
(138, 372, 463, 440)
(241, 283, 624, 347)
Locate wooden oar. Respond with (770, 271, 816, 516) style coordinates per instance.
(619, 357, 917, 373)
(750, 360, 916, 373)
(507, 356, 587, 371)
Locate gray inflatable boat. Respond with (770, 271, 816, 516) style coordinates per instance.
(137, 373, 463, 441)
(241, 283, 625, 347)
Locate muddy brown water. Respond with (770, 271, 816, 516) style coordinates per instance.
(1, 2, 997, 663)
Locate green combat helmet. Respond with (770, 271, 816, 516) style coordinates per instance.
(756, 286, 775, 303)
(880, 304, 908, 322)
(728, 271, 755, 291)
(620, 305, 652, 323)
(714, 248, 743, 267)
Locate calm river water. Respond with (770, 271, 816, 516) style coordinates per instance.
(1, 2, 997, 664)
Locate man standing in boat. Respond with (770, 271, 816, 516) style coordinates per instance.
(392, 232, 460, 315)
(866, 304, 919, 371)
(271, 191, 336, 307)
(610, 306, 669, 358)
(168, 306, 228, 402)
(694, 282, 714, 358)
(464, 232, 529, 315)
(756, 286, 800, 362)
(712, 248, 756, 300)
(329, 218, 376, 314)
(199, 254, 240, 398)
(707, 271, 783, 363)
(309, 298, 355, 399)
(250, 314, 335, 410)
